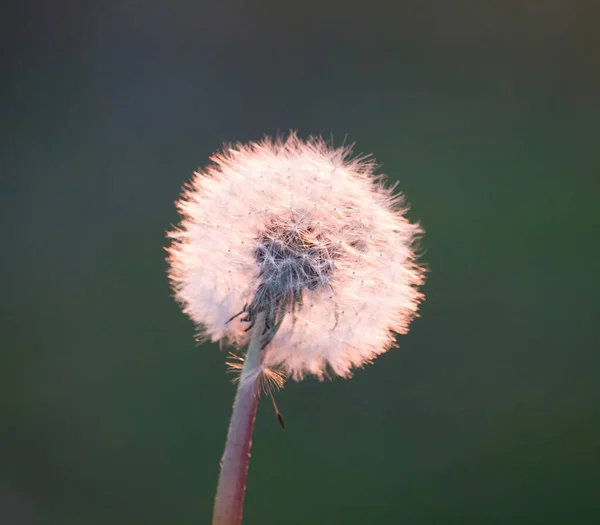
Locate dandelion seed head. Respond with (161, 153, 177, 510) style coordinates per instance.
(167, 133, 425, 380)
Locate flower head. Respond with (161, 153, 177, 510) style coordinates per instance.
(168, 133, 425, 380)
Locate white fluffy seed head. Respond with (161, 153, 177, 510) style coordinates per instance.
(167, 133, 425, 380)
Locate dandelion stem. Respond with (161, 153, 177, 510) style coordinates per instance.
(212, 312, 266, 525)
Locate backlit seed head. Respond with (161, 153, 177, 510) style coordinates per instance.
(167, 133, 425, 380)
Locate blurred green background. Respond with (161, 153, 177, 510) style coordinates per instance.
(2, 1, 599, 523)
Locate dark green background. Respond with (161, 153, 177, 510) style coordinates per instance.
(2, 1, 599, 523)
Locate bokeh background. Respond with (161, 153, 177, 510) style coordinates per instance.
(2, 1, 599, 523)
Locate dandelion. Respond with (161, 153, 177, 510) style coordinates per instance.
(167, 133, 425, 524)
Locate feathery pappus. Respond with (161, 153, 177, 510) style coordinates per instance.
(167, 133, 425, 381)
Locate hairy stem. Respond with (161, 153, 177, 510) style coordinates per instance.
(212, 313, 265, 525)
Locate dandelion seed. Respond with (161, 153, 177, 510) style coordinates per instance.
(168, 133, 425, 379)
(166, 133, 426, 525)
